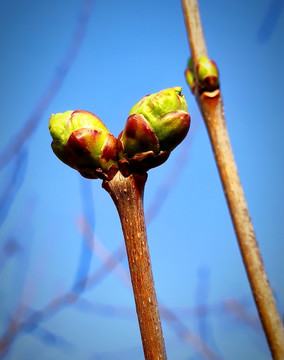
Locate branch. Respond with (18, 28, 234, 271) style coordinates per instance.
(76, 214, 222, 360)
(181, 0, 284, 358)
(103, 171, 167, 360)
(0, 0, 94, 170)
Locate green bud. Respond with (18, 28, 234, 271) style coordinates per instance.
(185, 57, 196, 93)
(118, 113, 159, 158)
(118, 87, 190, 173)
(187, 57, 194, 70)
(196, 56, 219, 92)
(185, 68, 195, 93)
(49, 110, 118, 180)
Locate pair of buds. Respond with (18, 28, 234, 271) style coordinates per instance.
(185, 56, 219, 94)
(49, 87, 190, 180)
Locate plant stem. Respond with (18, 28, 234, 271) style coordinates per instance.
(181, 0, 207, 64)
(181, 0, 284, 358)
(103, 171, 167, 360)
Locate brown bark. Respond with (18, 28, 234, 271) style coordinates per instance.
(199, 92, 284, 359)
(103, 171, 167, 360)
(181, 0, 284, 358)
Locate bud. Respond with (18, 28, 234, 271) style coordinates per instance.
(49, 110, 118, 180)
(185, 57, 196, 93)
(196, 56, 219, 92)
(118, 87, 190, 174)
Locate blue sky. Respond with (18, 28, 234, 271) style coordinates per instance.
(0, 0, 283, 359)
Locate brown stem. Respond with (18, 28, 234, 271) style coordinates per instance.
(103, 171, 167, 360)
(181, 0, 284, 358)
(181, 0, 207, 65)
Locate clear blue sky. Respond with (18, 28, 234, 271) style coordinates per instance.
(0, 0, 283, 359)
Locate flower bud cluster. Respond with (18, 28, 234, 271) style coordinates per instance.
(49, 87, 190, 179)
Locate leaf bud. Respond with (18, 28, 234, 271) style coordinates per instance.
(49, 110, 118, 180)
(118, 87, 190, 174)
(196, 56, 219, 92)
(185, 57, 196, 93)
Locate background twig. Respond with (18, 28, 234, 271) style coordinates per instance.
(181, 0, 284, 358)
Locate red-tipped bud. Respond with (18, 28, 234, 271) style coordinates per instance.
(49, 110, 118, 180)
(196, 56, 219, 92)
(118, 87, 190, 174)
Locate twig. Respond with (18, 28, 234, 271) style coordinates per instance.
(181, 0, 284, 358)
(0, 0, 94, 170)
(103, 171, 167, 360)
(76, 214, 222, 360)
(0, 149, 28, 226)
(181, 0, 207, 64)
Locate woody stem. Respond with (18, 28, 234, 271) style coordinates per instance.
(181, 0, 284, 358)
(103, 171, 167, 360)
